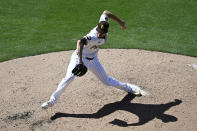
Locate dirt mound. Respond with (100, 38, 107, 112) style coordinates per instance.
(0, 49, 197, 131)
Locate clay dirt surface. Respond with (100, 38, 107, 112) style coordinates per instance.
(0, 49, 197, 131)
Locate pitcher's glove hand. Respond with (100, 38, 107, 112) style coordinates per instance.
(72, 64, 87, 77)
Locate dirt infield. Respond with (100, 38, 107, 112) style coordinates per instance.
(0, 49, 197, 131)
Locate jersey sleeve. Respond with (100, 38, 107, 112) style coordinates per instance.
(99, 14, 109, 22)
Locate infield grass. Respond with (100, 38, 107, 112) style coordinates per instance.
(0, 0, 196, 62)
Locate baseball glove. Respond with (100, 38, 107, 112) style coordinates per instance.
(72, 64, 87, 77)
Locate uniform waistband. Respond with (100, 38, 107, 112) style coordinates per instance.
(86, 57, 94, 60)
(74, 50, 95, 60)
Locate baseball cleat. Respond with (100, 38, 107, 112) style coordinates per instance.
(41, 101, 54, 109)
(134, 90, 148, 97)
(135, 91, 142, 97)
(126, 83, 147, 97)
(139, 89, 148, 96)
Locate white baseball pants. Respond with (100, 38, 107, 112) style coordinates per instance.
(49, 51, 133, 103)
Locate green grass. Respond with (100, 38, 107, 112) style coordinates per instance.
(0, 0, 196, 62)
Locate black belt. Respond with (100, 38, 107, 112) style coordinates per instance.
(86, 57, 94, 60)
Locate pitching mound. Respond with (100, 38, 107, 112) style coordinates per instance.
(0, 49, 197, 131)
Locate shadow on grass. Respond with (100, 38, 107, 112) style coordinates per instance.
(50, 93, 182, 127)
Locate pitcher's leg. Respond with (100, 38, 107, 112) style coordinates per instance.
(88, 58, 128, 91)
(49, 51, 79, 102)
(42, 52, 78, 109)
(50, 75, 75, 102)
(89, 58, 143, 95)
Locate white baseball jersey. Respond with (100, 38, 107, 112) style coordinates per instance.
(76, 14, 109, 58)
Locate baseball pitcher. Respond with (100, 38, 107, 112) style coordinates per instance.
(42, 10, 147, 109)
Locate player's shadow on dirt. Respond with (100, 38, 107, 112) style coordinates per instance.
(50, 93, 182, 127)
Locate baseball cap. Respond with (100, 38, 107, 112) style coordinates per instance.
(96, 21, 109, 34)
